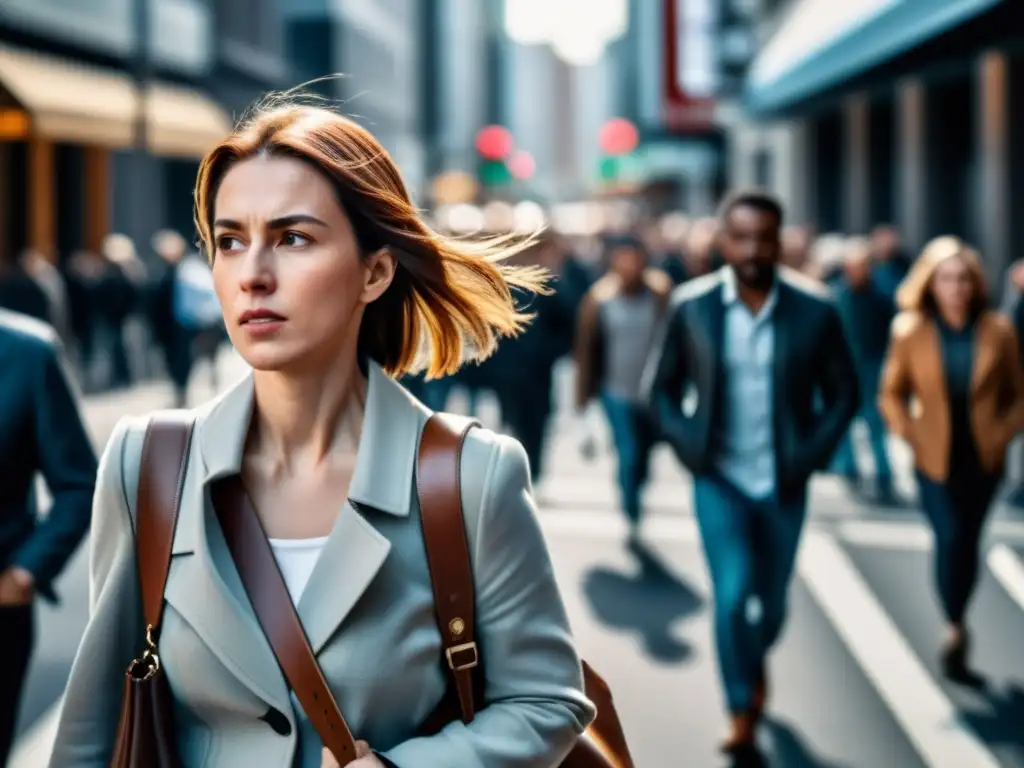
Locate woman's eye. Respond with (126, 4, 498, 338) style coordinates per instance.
(281, 231, 311, 248)
(216, 235, 243, 252)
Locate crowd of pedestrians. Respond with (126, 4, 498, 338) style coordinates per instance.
(0, 231, 224, 403)
(2, 142, 1024, 765)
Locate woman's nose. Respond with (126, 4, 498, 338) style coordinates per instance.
(238, 246, 276, 293)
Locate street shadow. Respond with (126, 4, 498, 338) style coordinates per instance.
(960, 682, 1024, 761)
(759, 718, 852, 768)
(582, 537, 703, 663)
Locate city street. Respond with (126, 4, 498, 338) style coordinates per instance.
(10, 358, 1024, 768)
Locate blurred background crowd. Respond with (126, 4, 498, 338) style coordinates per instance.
(4, 2, 1024, 765)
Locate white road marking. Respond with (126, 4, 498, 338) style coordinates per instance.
(10, 698, 60, 768)
(839, 520, 933, 550)
(538, 511, 699, 542)
(839, 519, 1024, 550)
(799, 531, 999, 768)
(987, 544, 1024, 613)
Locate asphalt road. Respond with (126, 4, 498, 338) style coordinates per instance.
(10, 358, 1024, 768)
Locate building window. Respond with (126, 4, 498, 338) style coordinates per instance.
(754, 147, 773, 189)
(678, 0, 720, 99)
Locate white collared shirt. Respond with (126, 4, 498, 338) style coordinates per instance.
(714, 267, 778, 500)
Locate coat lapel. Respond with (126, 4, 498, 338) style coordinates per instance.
(295, 502, 393, 655)
(286, 361, 428, 655)
(971, 313, 1002, 392)
(173, 359, 428, 702)
(164, 374, 292, 714)
(770, 280, 791, 396)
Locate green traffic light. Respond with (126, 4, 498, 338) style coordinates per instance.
(479, 159, 512, 187)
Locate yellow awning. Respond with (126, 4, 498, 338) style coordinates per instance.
(146, 84, 233, 159)
(0, 45, 138, 147)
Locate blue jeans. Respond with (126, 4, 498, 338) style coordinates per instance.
(693, 474, 808, 712)
(832, 363, 892, 489)
(601, 392, 655, 525)
(916, 471, 998, 625)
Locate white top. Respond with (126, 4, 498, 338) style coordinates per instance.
(267, 536, 329, 605)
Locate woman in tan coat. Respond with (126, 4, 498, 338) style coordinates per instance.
(879, 236, 1024, 685)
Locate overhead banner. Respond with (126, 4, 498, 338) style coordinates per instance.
(663, 0, 717, 132)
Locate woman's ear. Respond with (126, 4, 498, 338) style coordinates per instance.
(361, 247, 396, 304)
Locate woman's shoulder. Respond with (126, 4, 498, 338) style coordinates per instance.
(890, 310, 928, 340)
(458, 424, 529, 495)
(101, 402, 215, 522)
(452, 422, 533, 528)
(980, 309, 1016, 338)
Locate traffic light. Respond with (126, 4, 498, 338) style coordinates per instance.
(479, 159, 513, 187)
(475, 125, 515, 188)
(598, 156, 620, 181)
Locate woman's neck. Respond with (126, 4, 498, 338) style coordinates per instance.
(939, 307, 970, 331)
(249, 352, 368, 471)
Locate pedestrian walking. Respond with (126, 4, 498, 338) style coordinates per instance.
(644, 190, 859, 758)
(51, 99, 595, 767)
(832, 238, 898, 503)
(0, 309, 97, 766)
(574, 234, 672, 537)
(879, 235, 1024, 686)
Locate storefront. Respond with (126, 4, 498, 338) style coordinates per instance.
(0, 45, 136, 263)
(737, 0, 1024, 291)
(0, 0, 234, 265)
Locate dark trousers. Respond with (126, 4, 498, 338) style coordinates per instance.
(692, 474, 807, 712)
(600, 392, 656, 524)
(0, 603, 34, 765)
(916, 471, 998, 625)
(499, 382, 552, 484)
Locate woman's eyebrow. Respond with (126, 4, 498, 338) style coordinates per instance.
(213, 214, 329, 230)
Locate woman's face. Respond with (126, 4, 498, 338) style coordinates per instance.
(930, 256, 974, 318)
(211, 155, 394, 373)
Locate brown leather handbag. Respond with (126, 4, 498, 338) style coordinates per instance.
(111, 414, 196, 768)
(212, 412, 634, 767)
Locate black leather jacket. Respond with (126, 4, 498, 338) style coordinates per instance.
(643, 268, 859, 499)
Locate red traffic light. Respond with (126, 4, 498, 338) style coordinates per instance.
(476, 125, 514, 161)
(599, 118, 639, 156)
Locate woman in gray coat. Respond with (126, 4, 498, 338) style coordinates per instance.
(49, 99, 595, 767)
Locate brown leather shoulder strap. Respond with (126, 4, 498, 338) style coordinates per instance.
(211, 477, 357, 764)
(135, 413, 196, 640)
(416, 412, 482, 723)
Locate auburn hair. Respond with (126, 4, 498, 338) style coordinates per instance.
(895, 235, 989, 317)
(194, 97, 547, 379)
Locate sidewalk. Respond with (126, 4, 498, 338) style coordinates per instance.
(78, 348, 249, 445)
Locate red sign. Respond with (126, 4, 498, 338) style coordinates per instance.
(663, 0, 716, 132)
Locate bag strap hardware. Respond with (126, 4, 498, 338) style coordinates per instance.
(130, 414, 195, 677)
(445, 641, 479, 673)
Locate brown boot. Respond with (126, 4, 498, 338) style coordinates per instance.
(720, 712, 757, 754)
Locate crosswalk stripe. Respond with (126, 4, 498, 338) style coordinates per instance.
(839, 518, 1024, 550)
(538, 511, 699, 542)
(987, 544, 1024, 613)
(798, 531, 999, 768)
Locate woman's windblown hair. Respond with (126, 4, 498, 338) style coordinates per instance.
(194, 92, 548, 378)
(895, 235, 988, 316)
